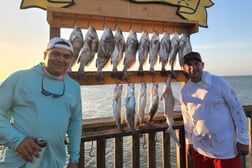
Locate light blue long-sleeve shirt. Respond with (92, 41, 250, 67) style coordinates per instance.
(0, 64, 83, 167)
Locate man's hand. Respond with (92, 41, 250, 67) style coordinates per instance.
(237, 142, 249, 156)
(186, 144, 193, 157)
(67, 163, 79, 168)
(16, 137, 41, 162)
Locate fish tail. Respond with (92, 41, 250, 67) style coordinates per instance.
(165, 126, 181, 147)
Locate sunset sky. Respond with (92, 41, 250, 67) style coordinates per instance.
(1, 0, 252, 82)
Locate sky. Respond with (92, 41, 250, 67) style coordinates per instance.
(1, 0, 252, 82)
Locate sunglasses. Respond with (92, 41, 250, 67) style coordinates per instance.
(41, 75, 65, 98)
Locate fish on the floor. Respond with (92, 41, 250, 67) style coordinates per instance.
(161, 76, 181, 146)
(77, 26, 99, 78)
(112, 83, 123, 129)
(96, 27, 115, 82)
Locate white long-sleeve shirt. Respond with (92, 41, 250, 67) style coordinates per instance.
(181, 71, 248, 159)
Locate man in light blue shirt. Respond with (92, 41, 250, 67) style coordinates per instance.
(0, 37, 83, 168)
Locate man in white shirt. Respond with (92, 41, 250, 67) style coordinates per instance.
(180, 51, 249, 168)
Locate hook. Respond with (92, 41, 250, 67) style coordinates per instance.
(141, 19, 145, 32)
(142, 134, 147, 149)
(114, 18, 118, 30)
(103, 16, 106, 28)
(129, 19, 133, 31)
(73, 15, 78, 27)
(115, 79, 120, 85)
(89, 141, 95, 157)
(152, 76, 155, 83)
(87, 15, 91, 28)
(141, 76, 145, 83)
(60, 14, 65, 26)
(162, 22, 167, 33)
(105, 139, 110, 155)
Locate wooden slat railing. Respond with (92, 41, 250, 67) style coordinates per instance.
(78, 105, 252, 168)
(70, 71, 252, 168)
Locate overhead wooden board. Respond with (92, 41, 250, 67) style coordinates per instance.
(47, 0, 198, 36)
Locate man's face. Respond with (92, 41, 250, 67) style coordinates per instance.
(183, 60, 204, 82)
(43, 48, 73, 76)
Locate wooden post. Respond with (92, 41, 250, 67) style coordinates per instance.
(249, 115, 252, 167)
(176, 128, 186, 168)
(49, 26, 60, 39)
(79, 140, 85, 168)
(148, 132, 156, 168)
(97, 139, 106, 168)
(114, 137, 123, 168)
(162, 131, 171, 168)
(132, 134, 140, 168)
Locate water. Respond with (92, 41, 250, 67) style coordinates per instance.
(1, 75, 251, 167)
(81, 75, 252, 167)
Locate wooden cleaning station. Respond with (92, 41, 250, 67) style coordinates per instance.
(46, 0, 252, 167)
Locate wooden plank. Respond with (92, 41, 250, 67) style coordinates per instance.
(177, 128, 186, 168)
(148, 132, 156, 168)
(132, 135, 140, 168)
(69, 70, 187, 85)
(47, 0, 199, 34)
(97, 139, 106, 168)
(83, 121, 184, 141)
(79, 139, 85, 168)
(114, 137, 123, 168)
(49, 27, 60, 39)
(162, 131, 171, 168)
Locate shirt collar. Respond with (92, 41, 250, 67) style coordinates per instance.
(188, 71, 211, 89)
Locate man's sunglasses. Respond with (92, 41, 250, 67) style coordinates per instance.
(41, 75, 65, 98)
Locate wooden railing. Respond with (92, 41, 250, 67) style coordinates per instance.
(69, 71, 252, 167)
(79, 106, 252, 168)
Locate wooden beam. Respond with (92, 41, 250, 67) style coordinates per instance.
(69, 70, 187, 85)
(47, 0, 199, 34)
(114, 137, 123, 168)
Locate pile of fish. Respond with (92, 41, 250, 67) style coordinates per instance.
(112, 77, 181, 146)
(68, 25, 192, 81)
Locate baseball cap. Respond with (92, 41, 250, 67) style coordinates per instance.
(183, 51, 202, 64)
(46, 37, 73, 54)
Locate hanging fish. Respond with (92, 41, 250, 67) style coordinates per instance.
(68, 25, 84, 72)
(121, 29, 138, 81)
(111, 28, 125, 78)
(138, 81, 147, 125)
(112, 83, 123, 129)
(148, 82, 159, 122)
(169, 32, 179, 78)
(178, 33, 192, 67)
(137, 30, 150, 76)
(125, 83, 136, 131)
(96, 27, 115, 82)
(77, 26, 99, 78)
(149, 31, 160, 75)
(159, 32, 171, 76)
(161, 77, 181, 146)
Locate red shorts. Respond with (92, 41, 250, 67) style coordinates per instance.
(191, 148, 242, 168)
